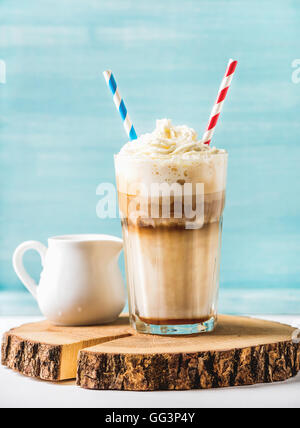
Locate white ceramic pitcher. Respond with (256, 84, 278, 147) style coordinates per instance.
(13, 234, 126, 326)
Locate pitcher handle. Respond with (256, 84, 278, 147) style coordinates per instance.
(13, 241, 47, 300)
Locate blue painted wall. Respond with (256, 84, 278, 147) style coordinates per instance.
(0, 0, 300, 300)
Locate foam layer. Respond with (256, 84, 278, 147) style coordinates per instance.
(115, 120, 228, 195)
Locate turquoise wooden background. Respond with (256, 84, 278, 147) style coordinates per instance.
(1, 0, 300, 313)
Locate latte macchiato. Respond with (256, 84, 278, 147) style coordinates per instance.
(115, 119, 228, 335)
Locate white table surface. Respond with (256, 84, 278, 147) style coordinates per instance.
(0, 315, 299, 409)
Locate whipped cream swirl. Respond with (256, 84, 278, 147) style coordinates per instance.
(118, 119, 224, 159)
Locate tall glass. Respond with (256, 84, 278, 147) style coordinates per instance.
(115, 152, 228, 335)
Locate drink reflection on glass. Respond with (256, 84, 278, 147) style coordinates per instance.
(115, 119, 228, 335)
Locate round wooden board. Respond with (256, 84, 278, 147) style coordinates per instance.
(77, 315, 300, 391)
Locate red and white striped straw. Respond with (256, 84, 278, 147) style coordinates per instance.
(202, 59, 238, 145)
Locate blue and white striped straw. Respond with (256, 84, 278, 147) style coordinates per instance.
(103, 70, 138, 141)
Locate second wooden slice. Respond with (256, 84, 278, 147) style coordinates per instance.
(77, 315, 300, 391)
